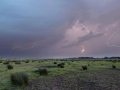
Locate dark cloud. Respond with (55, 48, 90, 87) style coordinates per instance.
(82, 28, 86, 30)
(78, 31, 103, 43)
(64, 31, 104, 48)
(0, 0, 120, 58)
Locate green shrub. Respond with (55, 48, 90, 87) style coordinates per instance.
(57, 63, 64, 68)
(38, 68, 48, 75)
(0, 60, 2, 63)
(32, 60, 35, 62)
(57, 63, 62, 66)
(25, 60, 29, 63)
(7, 64, 13, 69)
(112, 65, 116, 68)
(10, 72, 29, 86)
(57, 63, 65, 66)
(68, 62, 70, 65)
(61, 63, 65, 65)
(82, 66, 87, 70)
(15, 62, 21, 64)
(61, 65, 64, 68)
(3, 61, 9, 64)
(54, 62, 57, 64)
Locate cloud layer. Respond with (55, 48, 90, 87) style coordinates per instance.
(0, 0, 120, 58)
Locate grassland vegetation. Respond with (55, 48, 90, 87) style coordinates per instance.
(0, 59, 120, 89)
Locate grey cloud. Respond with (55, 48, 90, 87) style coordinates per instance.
(65, 31, 104, 48)
(0, 0, 120, 58)
(78, 31, 103, 43)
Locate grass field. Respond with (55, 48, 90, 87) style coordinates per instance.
(0, 59, 120, 90)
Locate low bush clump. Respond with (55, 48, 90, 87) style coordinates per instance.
(112, 65, 116, 69)
(82, 66, 87, 70)
(57, 63, 65, 66)
(68, 62, 70, 65)
(11, 72, 29, 86)
(38, 68, 48, 75)
(25, 60, 29, 63)
(54, 62, 57, 64)
(32, 60, 35, 62)
(57, 63, 62, 66)
(7, 64, 13, 69)
(61, 63, 65, 65)
(3, 61, 9, 64)
(57, 63, 64, 68)
(0, 60, 2, 63)
(61, 65, 64, 68)
(15, 62, 21, 64)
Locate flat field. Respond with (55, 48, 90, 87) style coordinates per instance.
(0, 60, 120, 90)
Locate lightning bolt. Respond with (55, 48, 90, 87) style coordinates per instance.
(13, 42, 37, 50)
(81, 24, 90, 33)
(81, 45, 85, 53)
(106, 22, 120, 47)
(104, 27, 108, 35)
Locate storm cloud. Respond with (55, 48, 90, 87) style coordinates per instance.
(0, 0, 120, 58)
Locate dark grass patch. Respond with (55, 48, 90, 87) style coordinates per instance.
(32, 60, 35, 62)
(7, 64, 13, 69)
(57, 64, 62, 66)
(57, 63, 65, 68)
(15, 62, 21, 64)
(82, 66, 87, 70)
(57, 63, 65, 66)
(112, 65, 116, 69)
(41, 65, 58, 68)
(68, 62, 71, 65)
(3, 61, 9, 64)
(54, 62, 57, 64)
(38, 68, 48, 75)
(0, 60, 2, 63)
(25, 60, 29, 63)
(11, 72, 29, 86)
(61, 65, 64, 68)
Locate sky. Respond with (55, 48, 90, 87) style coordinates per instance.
(0, 0, 120, 58)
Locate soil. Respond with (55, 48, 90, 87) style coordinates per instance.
(24, 69, 120, 90)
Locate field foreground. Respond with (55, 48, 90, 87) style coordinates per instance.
(0, 60, 120, 90)
(24, 69, 120, 90)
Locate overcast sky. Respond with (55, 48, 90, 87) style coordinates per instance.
(0, 0, 120, 58)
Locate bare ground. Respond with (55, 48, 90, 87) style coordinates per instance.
(24, 69, 120, 90)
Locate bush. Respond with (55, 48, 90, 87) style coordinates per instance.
(57, 63, 65, 66)
(25, 60, 29, 63)
(32, 60, 35, 62)
(112, 65, 116, 68)
(15, 62, 21, 64)
(0, 60, 2, 63)
(38, 68, 48, 75)
(11, 72, 29, 86)
(82, 66, 87, 70)
(57, 63, 62, 66)
(61, 65, 64, 68)
(54, 62, 57, 64)
(61, 63, 65, 65)
(57, 63, 64, 68)
(7, 64, 13, 69)
(3, 61, 9, 64)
